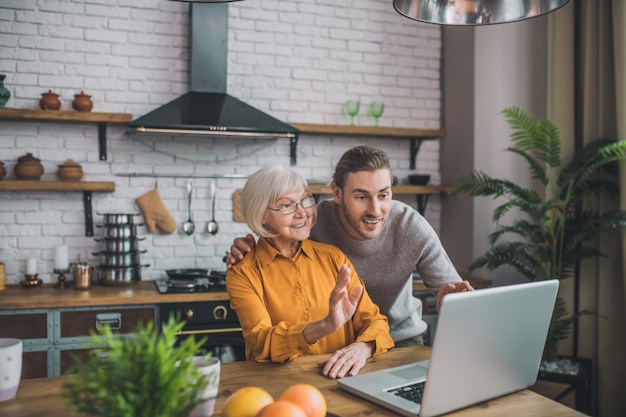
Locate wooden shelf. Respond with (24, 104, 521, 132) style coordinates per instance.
(0, 180, 116, 236)
(0, 180, 115, 192)
(0, 108, 133, 161)
(290, 123, 443, 138)
(0, 108, 132, 124)
(290, 123, 443, 169)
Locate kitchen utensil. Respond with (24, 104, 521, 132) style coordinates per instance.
(183, 179, 195, 235)
(207, 180, 219, 235)
(97, 264, 149, 286)
(92, 250, 147, 268)
(96, 224, 142, 239)
(94, 237, 145, 252)
(97, 212, 141, 225)
(165, 268, 209, 280)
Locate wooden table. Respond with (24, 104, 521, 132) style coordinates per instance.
(0, 347, 586, 417)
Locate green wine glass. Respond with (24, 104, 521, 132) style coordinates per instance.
(345, 100, 361, 126)
(370, 102, 385, 127)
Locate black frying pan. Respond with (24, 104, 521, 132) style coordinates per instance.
(165, 269, 209, 280)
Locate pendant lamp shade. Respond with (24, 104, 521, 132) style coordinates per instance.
(393, 0, 571, 25)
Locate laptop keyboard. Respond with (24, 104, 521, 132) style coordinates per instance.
(387, 381, 426, 405)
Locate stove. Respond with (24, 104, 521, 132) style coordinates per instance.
(155, 270, 227, 294)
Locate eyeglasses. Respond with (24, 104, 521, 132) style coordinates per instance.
(268, 196, 316, 215)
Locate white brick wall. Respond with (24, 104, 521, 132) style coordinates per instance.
(0, 0, 443, 285)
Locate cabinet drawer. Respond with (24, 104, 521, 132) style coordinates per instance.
(22, 350, 49, 379)
(58, 306, 155, 339)
(0, 310, 49, 341)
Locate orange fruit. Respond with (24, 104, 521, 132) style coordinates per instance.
(222, 386, 274, 417)
(278, 384, 327, 417)
(256, 399, 308, 417)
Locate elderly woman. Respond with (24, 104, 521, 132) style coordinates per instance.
(226, 166, 394, 379)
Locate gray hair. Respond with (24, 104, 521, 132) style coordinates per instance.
(241, 166, 316, 238)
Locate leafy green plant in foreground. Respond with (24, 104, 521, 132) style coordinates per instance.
(62, 315, 209, 417)
(450, 106, 626, 361)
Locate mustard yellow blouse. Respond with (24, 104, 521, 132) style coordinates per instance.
(226, 239, 394, 363)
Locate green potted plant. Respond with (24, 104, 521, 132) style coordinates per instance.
(62, 315, 211, 417)
(450, 106, 626, 362)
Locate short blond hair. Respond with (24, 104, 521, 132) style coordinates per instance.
(241, 166, 316, 238)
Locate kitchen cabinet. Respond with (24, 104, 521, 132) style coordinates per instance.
(0, 181, 116, 236)
(0, 305, 156, 378)
(290, 123, 443, 168)
(0, 108, 132, 161)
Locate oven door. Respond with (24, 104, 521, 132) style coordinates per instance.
(160, 300, 246, 363)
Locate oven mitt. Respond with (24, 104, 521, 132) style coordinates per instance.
(135, 187, 177, 234)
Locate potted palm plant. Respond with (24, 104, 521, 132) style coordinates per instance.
(62, 315, 212, 417)
(450, 106, 626, 362)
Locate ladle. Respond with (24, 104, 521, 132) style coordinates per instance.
(183, 179, 195, 235)
(207, 180, 219, 235)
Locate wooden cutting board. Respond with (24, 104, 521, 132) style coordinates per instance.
(232, 189, 244, 222)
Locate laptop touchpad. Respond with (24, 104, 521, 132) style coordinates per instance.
(390, 364, 428, 380)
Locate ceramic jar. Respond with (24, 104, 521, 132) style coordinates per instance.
(39, 90, 61, 110)
(72, 91, 93, 112)
(57, 159, 83, 181)
(0, 161, 6, 181)
(14, 153, 44, 180)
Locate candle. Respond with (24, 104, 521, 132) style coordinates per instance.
(54, 245, 69, 270)
(26, 258, 37, 275)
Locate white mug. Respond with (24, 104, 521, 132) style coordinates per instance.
(190, 356, 221, 417)
(0, 338, 22, 402)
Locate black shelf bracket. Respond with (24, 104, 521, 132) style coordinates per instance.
(83, 191, 94, 237)
(290, 134, 299, 166)
(410, 138, 424, 170)
(98, 122, 107, 161)
(416, 195, 430, 215)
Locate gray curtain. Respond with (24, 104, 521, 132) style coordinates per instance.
(548, 1, 626, 415)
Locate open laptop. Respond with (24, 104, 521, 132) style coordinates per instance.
(338, 280, 559, 417)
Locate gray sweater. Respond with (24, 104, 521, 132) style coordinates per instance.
(310, 199, 462, 342)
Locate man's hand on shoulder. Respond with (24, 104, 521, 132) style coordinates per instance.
(226, 234, 256, 269)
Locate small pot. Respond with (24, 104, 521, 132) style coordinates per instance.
(72, 91, 93, 112)
(0, 161, 6, 181)
(57, 159, 83, 182)
(97, 224, 141, 239)
(97, 212, 141, 225)
(39, 90, 61, 110)
(97, 265, 149, 286)
(92, 250, 147, 268)
(94, 237, 145, 252)
(14, 153, 44, 180)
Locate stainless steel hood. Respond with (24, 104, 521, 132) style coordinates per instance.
(129, 3, 298, 140)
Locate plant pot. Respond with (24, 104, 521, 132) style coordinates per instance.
(14, 153, 44, 180)
(39, 90, 61, 110)
(72, 91, 93, 112)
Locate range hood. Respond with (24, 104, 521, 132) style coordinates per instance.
(129, 3, 298, 141)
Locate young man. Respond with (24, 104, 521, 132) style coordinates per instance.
(227, 145, 472, 346)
